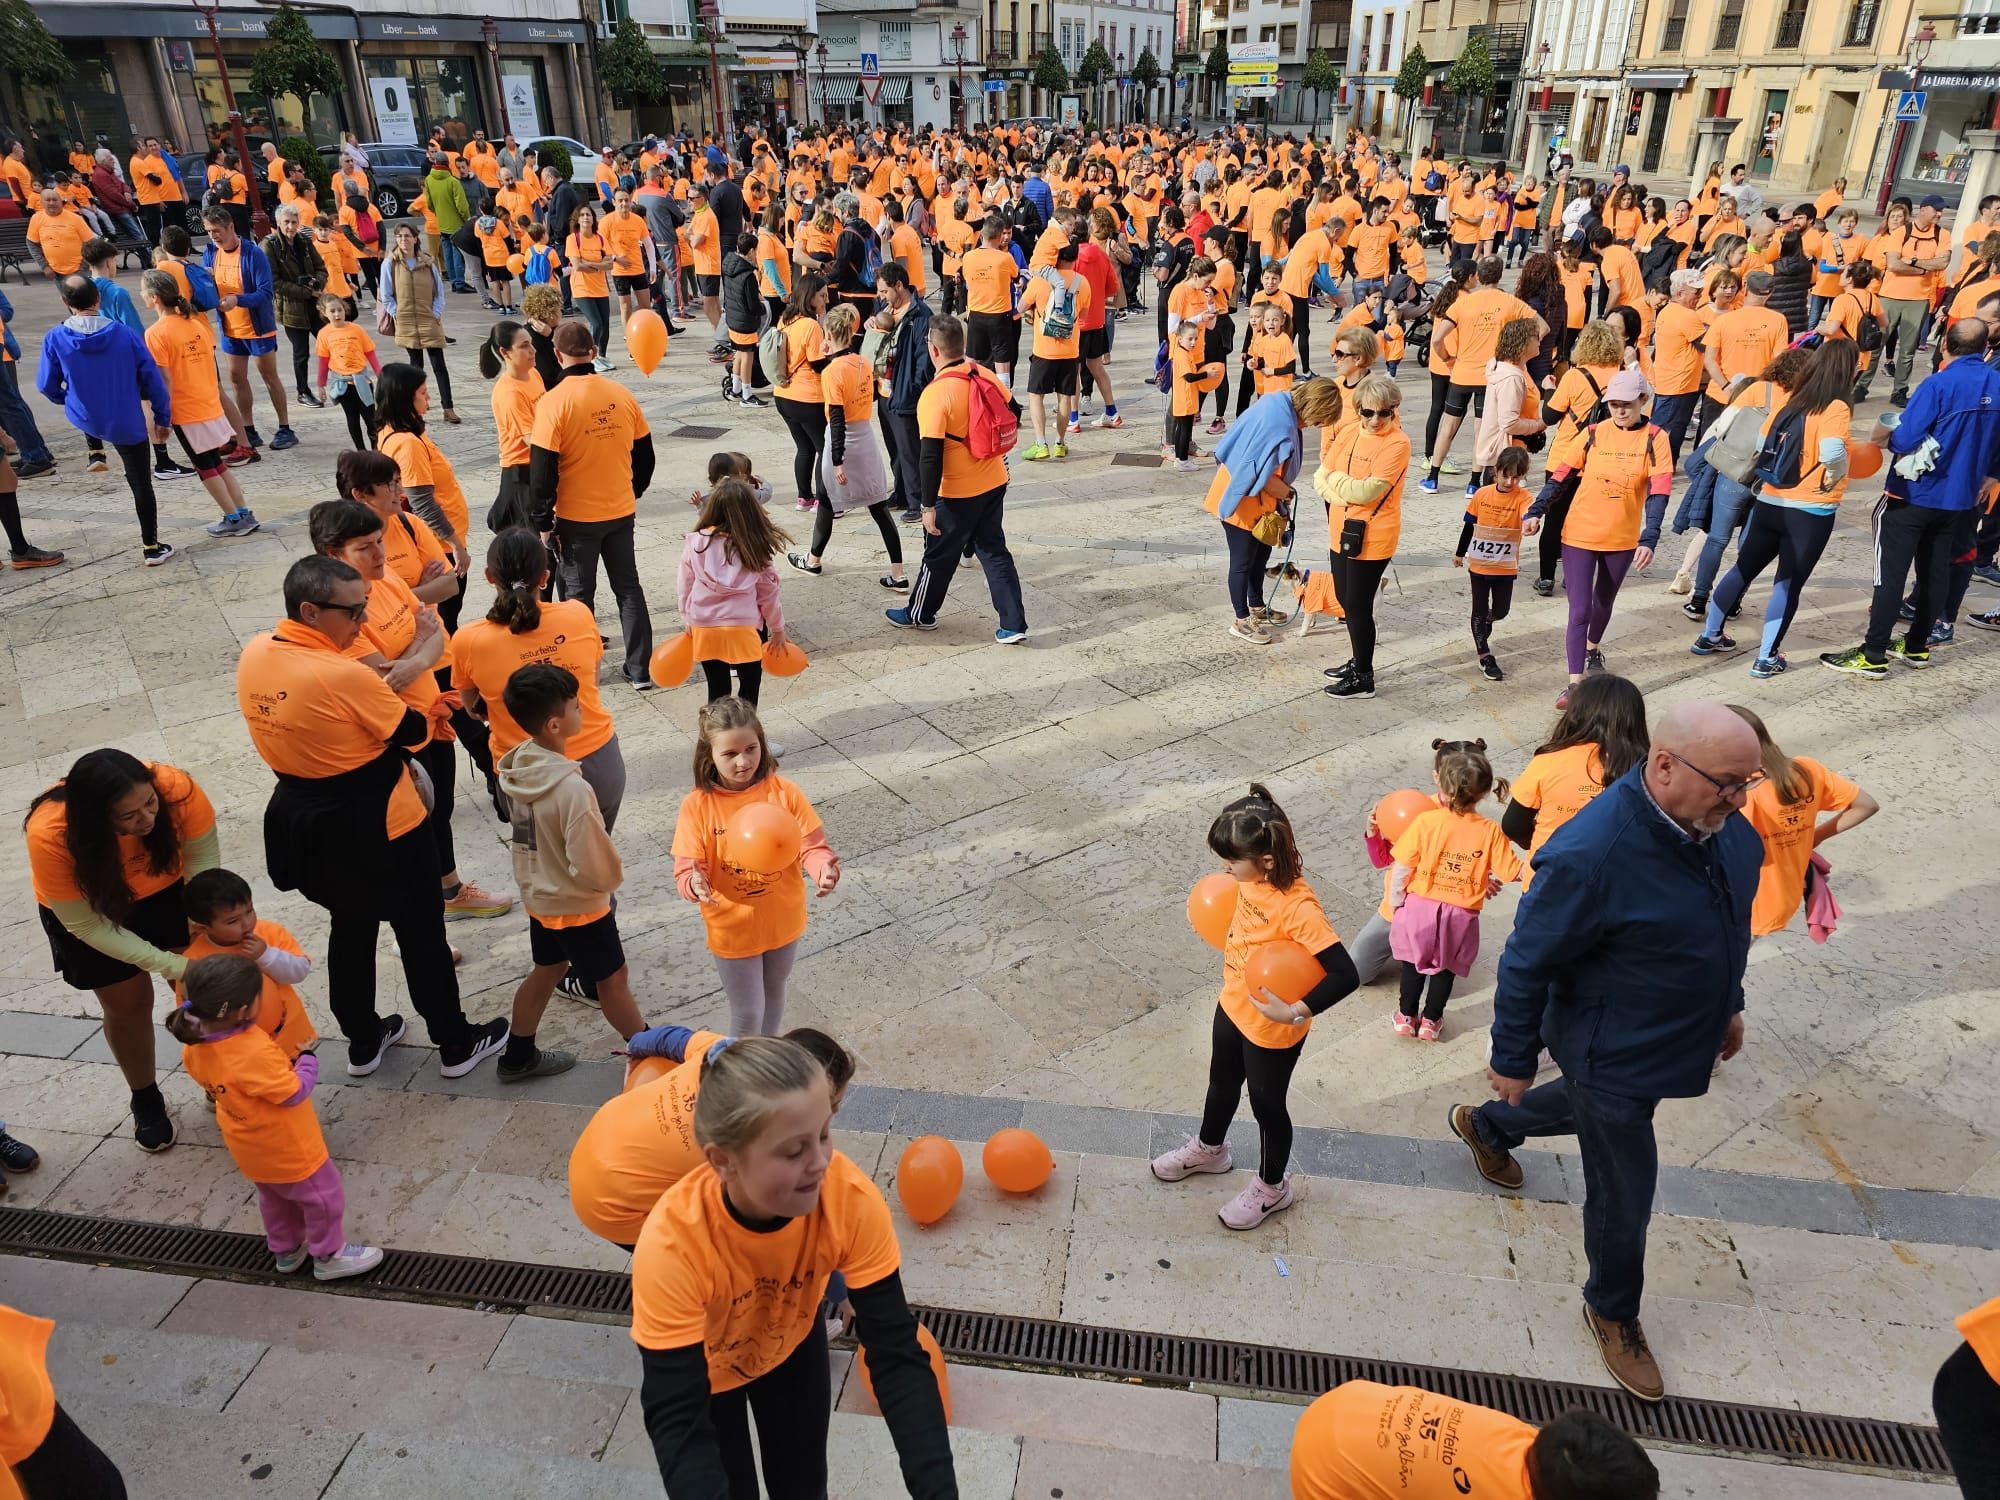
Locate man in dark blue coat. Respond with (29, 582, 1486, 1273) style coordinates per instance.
(1448, 700, 1763, 1405)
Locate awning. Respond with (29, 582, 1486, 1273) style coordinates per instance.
(1880, 66, 2000, 91)
(810, 77, 859, 104)
(1627, 70, 1691, 89)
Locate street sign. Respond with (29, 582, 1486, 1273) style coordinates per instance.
(1228, 41, 1280, 63)
(1897, 90, 1926, 121)
(860, 51, 880, 77)
(1241, 85, 1278, 99)
(984, 79, 1005, 92)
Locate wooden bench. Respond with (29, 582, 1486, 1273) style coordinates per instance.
(0, 221, 32, 283)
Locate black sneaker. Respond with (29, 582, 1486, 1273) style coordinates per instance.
(345, 1013, 408, 1077)
(153, 458, 198, 481)
(12, 458, 54, 479)
(297, 390, 325, 409)
(556, 972, 599, 1004)
(1584, 648, 1606, 674)
(1898, 596, 1916, 622)
(1479, 653, 1503, 681)
(1324, 674, 1376, 700)
(1682, 597, 1708, 621)
(438, 1018, 510, 1078)
(131, 1087, 175, 1153)
(497, 1047, 579, 1083)
(1690, 633, 1738, 656)
(1322, 659, 1357, 681)
(1890, 388, 1910, 408)
(244, 425, 264, 450)
(1532, 577, 1554, 597)
(0, 1130, 40, 1173)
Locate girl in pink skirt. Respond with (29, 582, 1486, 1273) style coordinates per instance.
(1387, 744, 1522, 1041)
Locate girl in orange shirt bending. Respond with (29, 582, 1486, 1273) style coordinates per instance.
(172, 954, 382, 1280)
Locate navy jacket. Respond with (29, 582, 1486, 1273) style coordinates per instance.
(1887, 354, 2000, 512)
(1489, 766, 1760, 1100)
(886, 295, 933, 417)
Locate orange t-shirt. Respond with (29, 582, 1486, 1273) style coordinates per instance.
(1511, 743, 1608, 888)
(603, 209, 650, 277)
(961, 245, 1019, 315)
(1652, 302, 1707, 397)
(1557, 419, 1673, 551)
(378, 427, 469, 542)
(1546, 364, 1618, 454)
(1462, 483, 1526, 577)
(182, 1026, 328, 1184)
(1351, 222, 1397, 282)
(1704, 305, 1790, 403)
(235, 619, 428, 839)
(1289, 1381, 1535, 1500)
(820, 351, 874, 423)
(1743, 757, 1858, 936)
(209, 246, 258, 341)
(489, 369, 544, 467)
(450, 599, 614, 760)
(1960, 1298, 2000, 1382)
(143, 313, 225, 425)
(1392, 807, 1521, 911)
(671, 775, 824, 959)
(1248, 330, 1296, 393)
(1021, 269, 1089, 360)
(773, 316, 825, 403)
(1219, 877, 1338, 1049)
(25, 209, 90, 275)
(629, 1151, 901, 1391)
(528, 372, 651, 524)
(1447, 287, 1534, 384)
(176, 921, 318, 1061)
(565, 231, 610, 299)
(568, 1029, 727, 1244)
(1320, 423, 1412, 563)
(315, 321, 374, 378)
(918, 360, 1012, 498)
(25, 762, 214, 908)
(380, 508, 450, 591)
(314, 232, 361, 295)
(349, 570, 443, 724)
(0, 1306, 55, 1470)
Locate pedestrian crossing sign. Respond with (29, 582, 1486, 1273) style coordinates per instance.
(1898, 91, 1926, 122)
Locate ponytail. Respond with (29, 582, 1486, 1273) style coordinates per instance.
(479, 319, 525, 380)
(1207, 782, 1304, 889)
(139, 268, 188, 317)
(694, 1035, 827, 1152)
(485, 527, 547, 635)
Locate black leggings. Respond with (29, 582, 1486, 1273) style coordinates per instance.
(285, 325, 312, 396)
(1171, 412, 1195, 461)
(1936, 1341, 2000, 1499)
(1331, 553, 1391, 676)
(1712, 502, 1837, 658)
(1424, 372, 1452, 459)
(701, 659, 763, 704)
(1222, 522, 1274, 618)
(112, 440, 161, 546)
(1538, 489, 1577, 585)
(406, 344, 454, 409)
(13, 1401, 126, 1498)
(335, 385, 377, 450)
(775, 396, 829, 505)
(1199, 1004, 1304, 1186)
(1470, 572, 1513, 654)
(712, 1311, 832, 1498)
(810, 496, 903, 564)
(1399, 963, 1458, 1022)
(415, 734, 457, 879)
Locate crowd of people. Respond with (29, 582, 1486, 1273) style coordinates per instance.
(0, 114, 1987, 1498)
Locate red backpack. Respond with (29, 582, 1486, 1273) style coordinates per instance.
(942, 365, 1018, 460)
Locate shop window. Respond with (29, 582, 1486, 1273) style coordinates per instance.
(498, 59, 551, 140)
(1774, 0, 1809, 47)
(879, 21, 913, 61)
(1661, 0, 1688, 50)
(366, 57, 485, 149)
(13, 43, 128, 166)
(1714, 0, 1744, 48)
(193, 55, 344, 148)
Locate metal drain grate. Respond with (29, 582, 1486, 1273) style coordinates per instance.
(0, 1207, 1949, 1478)
(671, 425, 731, 440)
(1110, 451, 1166, 467)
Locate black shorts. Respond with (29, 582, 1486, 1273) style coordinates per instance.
(967, 310, 1021, 366)
(1444, 382, 1487, 418)
(1027, 355, 1079, 396)
(696, 273, 721, 297)
(482, 263, 511, 286)
(1079, 325, 1110, 361)
(40, 881, 187, 992)
(614, 273, 649, 295)
(527, 909, 626, 985)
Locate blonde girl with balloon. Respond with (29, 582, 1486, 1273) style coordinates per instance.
(1155, 784, 1359, 1231)
(671, 696, 840, 1036)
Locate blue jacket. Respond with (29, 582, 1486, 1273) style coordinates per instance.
(1210, 390, 1306, 520)
(1888, 354, 2000, 511)
(1489, 767, 1760, 1101)
(93, 276, 144, 335)
(886, 294, 933, 417)
(37, 315, 172, 446)
(200, 238, 277, 339)
(0, 287, 18, 361)
(1022, 174, 1054, 223)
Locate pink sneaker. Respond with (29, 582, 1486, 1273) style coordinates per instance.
(1418, 1017, 1444, 1042)
(1219, 1175, 1294, 1230)
(1150, 1135, 1232, 1181)
(1392, 1012, 1417, 1038)
(795, 496, 816, 511)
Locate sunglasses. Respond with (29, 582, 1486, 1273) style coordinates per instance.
(314, 599, 369, 620)
(1336, 348, 1365, 359)
(1668, 751, 1766, 800)
(1357, 406, 1393, 418)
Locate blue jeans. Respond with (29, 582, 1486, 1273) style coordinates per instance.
(440, 236, 468, 288)
(1692, 474, 1755, 601)
(1474, 1076, 1659, 1322)
(0, 361, 52, 464)
(1651, 391, 1699, 468)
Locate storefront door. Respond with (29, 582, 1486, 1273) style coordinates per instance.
(1641, 91, 1673, 173)
(1754, 90, 1788, 177)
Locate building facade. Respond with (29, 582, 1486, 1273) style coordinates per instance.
(1409, 0, 1531, 158)
(1188, 0, 1353, 128)
(1053, 1, 1175, 127)
(1875, 0, 2000, 209)
(987, 0, 1173, 119)
(1521, 0, 1642, 172)
(4, 0, 601, 164)
(1624, 0, 1917, 199)
(1347, 0, 1413, 139)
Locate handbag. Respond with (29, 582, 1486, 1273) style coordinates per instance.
(1708, 386, 1776, 485)
(1250, 505, 1288, 546)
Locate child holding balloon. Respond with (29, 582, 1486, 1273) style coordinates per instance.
(493, 662, 647, 1080)
(672, 697, 839, 1035)
(1159, 785, 1359, 1230)
(677, 477, 791, 705)
(1387, 744, 1521, 1040)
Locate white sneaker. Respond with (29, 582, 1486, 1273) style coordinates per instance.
(313, 1243, 384, 1281)
(273, 1245, 308, 1274)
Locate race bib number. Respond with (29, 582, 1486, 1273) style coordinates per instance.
(1468, 524, 1520, 570)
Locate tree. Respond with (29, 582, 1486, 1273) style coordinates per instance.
(1301, 48, 1339, 127)
(1204, 36, 1229, 118)
(277, 135, 331, 201)
(1076, 39, 1111, 87)
(1446, 32, 1495, 102)
(1394, 42, 1428, 101)
(247, 4, 342, 131)
(0, 0, 69, 88)
(1034, 45, 1070, 97)
(600, 15, 665, 105)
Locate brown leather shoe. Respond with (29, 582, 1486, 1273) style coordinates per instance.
(1449, 1104, 1523, 1189)
(1584, 1302, 1665, 1402)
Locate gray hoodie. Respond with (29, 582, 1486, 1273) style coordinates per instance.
(496, 739, 623, 920)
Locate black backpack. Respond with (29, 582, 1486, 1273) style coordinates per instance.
(1850, 292, 1885, 354)
(1753, 402, 1816, 490)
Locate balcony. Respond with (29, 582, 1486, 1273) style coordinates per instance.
(1774, 6, 1807, 44)
(1466, 21, 1526, 71)
(1843, 0, 1878, 44)
(1661, 14, 1685, 48)
(1714, 11, 1742, 46)
(987, 27, 1016, 58)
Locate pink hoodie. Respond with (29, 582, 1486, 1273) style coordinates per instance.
(677, 529, 784, 632)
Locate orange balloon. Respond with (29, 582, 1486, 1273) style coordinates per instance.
(1846, 439, 1884, 480)
(895, 1135, 963, 1225)
(723, 801, 802, 875)
(981, 1128, 1053, 1193)
(764, 637, 809, 677)
(1245, 939, 1325, 1006)
(623, 1056, 675, 1093)
(1186, 872, 1239, 950)
(1374, 789, 1434, 842)
(626, 308, 668, 375)
(649, 633, 694, 688)
(856, 1322, 952, 1422)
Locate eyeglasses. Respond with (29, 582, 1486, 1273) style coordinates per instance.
(1336, 347, 1364, 360)
(1668, 751, 1766, 800)
(1358, 406, 1393, 419)
(314, 599, 370, 621)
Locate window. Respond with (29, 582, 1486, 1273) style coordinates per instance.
(1661, 0, 1687, 49)
(1380, 16, 1393, 69)
(1231, 25, 1248, 42)
(878, 19, 912, 60)
(1714, 0, 1744, 48)
(1260, 24, 1276, 40)
(1842, 0, 1878, 43)
(1280, 22, 1297, 48)
(1773, 0, 1808, 46)
(1361, 14, 1374, 55)
(1422, 0, 1439, 29)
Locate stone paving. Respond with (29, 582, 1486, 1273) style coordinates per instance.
(0, 260, 1994, 1492)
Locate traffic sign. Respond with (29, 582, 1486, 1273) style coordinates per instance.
(1230, 70, 1276, 86)
(860, 51, 880, 77)
(1241, 85, 1278, 99)
(1897, 90, 1926, 121)
(984, 79, 1006, 92)
(1228, 41, 1280, 62)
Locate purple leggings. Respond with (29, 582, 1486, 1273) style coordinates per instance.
(1562, 543, 1635, 673)
(257, 1157, 348, 1258)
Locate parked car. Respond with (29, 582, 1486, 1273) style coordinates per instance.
(529, 136, 603, 187)
(317, 143, 431, 219)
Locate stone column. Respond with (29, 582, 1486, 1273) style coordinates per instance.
(1953, 131, 2000, 256)
(1414, 103, 1441, 157)
(1690, 116, 1741, 198)
(1523, 109, 1564, 180)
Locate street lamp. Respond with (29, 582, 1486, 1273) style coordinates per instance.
(1535, 40, 1552, 113)
(816, 39, 830, 129)
(1116, 51, 1126, 129)
(699, 0, 727, 145)
(190, 1, 266, 233)
(952, 21, 967, 131)
(1880, 19, 1939, 212)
